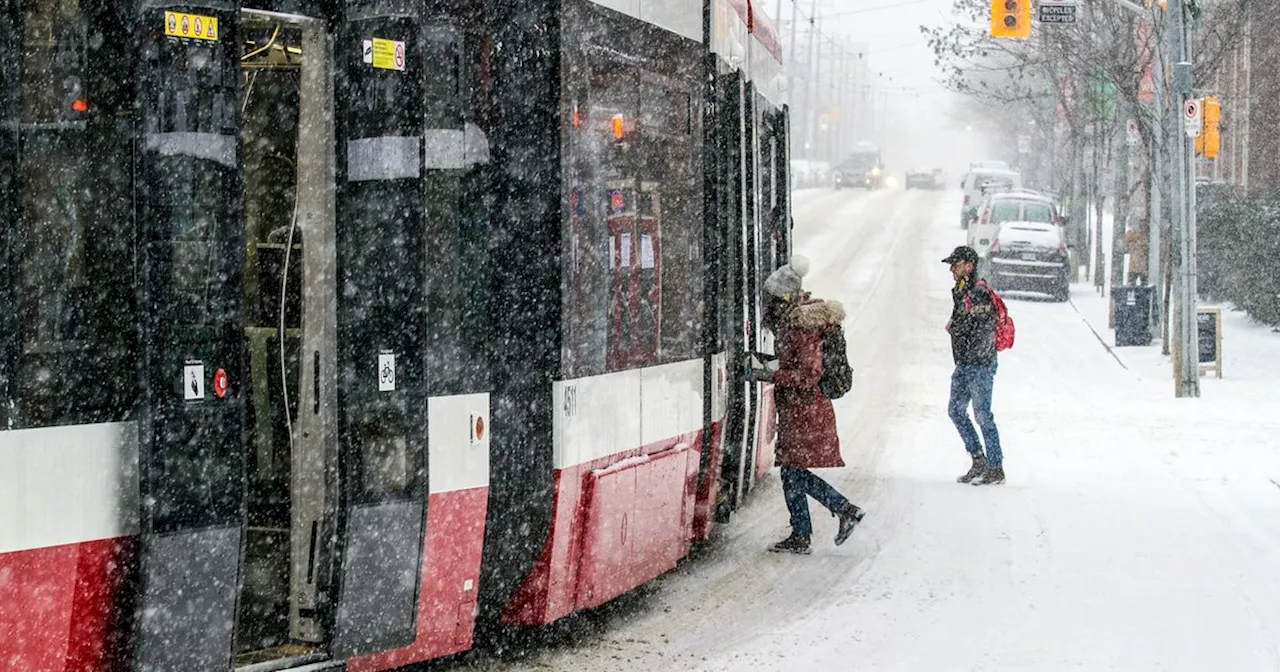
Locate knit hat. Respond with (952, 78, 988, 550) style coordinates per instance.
(764, 255, 810, 299)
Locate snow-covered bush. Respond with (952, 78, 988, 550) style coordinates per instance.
(1198, 186, 1280, 327)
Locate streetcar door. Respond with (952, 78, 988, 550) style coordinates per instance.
(741, 81, 763, 494)
(233, 9, 339, 668)
(132, 3, 249, 670)
(718, 71, 757, 514)
(330, 4, 429, 658)
(772, 109, 792, 261)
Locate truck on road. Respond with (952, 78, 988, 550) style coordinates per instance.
(834, 141, 886, 190)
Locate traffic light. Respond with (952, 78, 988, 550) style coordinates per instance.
(990, 0, 1031, 39)
(1202, 95, 1221, 159)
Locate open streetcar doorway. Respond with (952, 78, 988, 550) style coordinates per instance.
(234, 8, 338, 670)
(131, 3, 434, 667)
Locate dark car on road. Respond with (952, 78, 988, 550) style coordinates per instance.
(834, 142, 885, 190)
(905, 167, 944, 190)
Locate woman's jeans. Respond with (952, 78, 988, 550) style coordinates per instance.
(781, 467, 851, 536)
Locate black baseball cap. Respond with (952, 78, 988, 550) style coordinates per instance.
(942, 245, 980, 264)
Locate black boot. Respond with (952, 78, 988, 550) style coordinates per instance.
(834, 504, 865, 546)
(956, 454, 987, 484)
(971, 466, 1006, 486)
(768, 533, 812, 555)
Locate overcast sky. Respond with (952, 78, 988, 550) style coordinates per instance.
(774, 0, 962, 93)
(774, 0, 995, 172)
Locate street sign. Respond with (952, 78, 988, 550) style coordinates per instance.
(1017, 134, 1031, 154)
(1183, 98, 1202, 138)
(1038, 0, 1078, 24)
(1126, 118, 1140, 146)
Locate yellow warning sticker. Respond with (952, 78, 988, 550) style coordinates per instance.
(364, 37, 406, 71)
(164, 11, 219, 42)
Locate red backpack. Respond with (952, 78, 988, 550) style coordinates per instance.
(970, 280, 1015, 351)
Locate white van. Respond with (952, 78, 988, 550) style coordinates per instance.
(959, 168, 1021, 228)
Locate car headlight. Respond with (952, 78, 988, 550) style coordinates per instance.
(871, 167, 882, 176)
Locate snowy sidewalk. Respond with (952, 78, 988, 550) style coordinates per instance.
(1069, 285, 1280, 404)
(697, 235, 1280, 670)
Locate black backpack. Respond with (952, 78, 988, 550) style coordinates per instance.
(819, 325, 853, 399)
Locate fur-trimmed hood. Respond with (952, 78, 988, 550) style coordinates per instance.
(786, 298, 846, 330)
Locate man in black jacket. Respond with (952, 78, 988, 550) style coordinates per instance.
(942, 246, 1004, 485)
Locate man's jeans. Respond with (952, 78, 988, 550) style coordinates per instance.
(948, 362, 1002, 468)
(782, 467, 851, 537)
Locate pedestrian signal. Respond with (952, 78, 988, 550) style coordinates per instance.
(990, 0, 1031, 39)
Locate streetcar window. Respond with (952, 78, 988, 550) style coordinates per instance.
(563, 59, 702, 377)
(759, 124, 774, 219)
(4, 1, 135, 428)
(421, 26, 489, 395)
(423, 27, 461, 130)
(0, 5, 15, 425)
(640, 81, 690, 136)
(358, 412, 413, 498)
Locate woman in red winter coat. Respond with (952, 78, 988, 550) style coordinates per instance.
(754, 257, 865, 555)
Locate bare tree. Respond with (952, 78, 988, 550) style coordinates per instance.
(923, 0, 1251, 285)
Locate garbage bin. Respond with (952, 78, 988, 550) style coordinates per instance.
(1111, 285, 1154, 347)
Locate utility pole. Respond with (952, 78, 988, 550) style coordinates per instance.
(799, 1, 818, 160)
(1161, 13, 1179, 356)
(1168, 0, 1200, 397)
(1241, 5, 1251, 190)
(834, 43, 846, 164)
(1113, 98, 1130, 294)
(808, 11, 822, 161)
(1148, 5, 1163, 333)
(834, 43, 844, 161)
(787, 0, 798, 110)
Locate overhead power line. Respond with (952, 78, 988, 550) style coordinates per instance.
(820, 0, 936, 18)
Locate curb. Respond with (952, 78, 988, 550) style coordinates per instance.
(1067, 294, 1130, 372)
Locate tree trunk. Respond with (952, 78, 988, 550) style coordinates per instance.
(1161, 225, 1174, 355)
(1113, 115, 1132, 289)
(1093, 122, 1106, 291)
(1071, 144, 1088, 281)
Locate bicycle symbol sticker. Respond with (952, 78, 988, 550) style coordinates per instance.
(378, 353, 396, 392)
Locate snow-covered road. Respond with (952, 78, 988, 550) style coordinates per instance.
(457, 188, 1280, 671)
